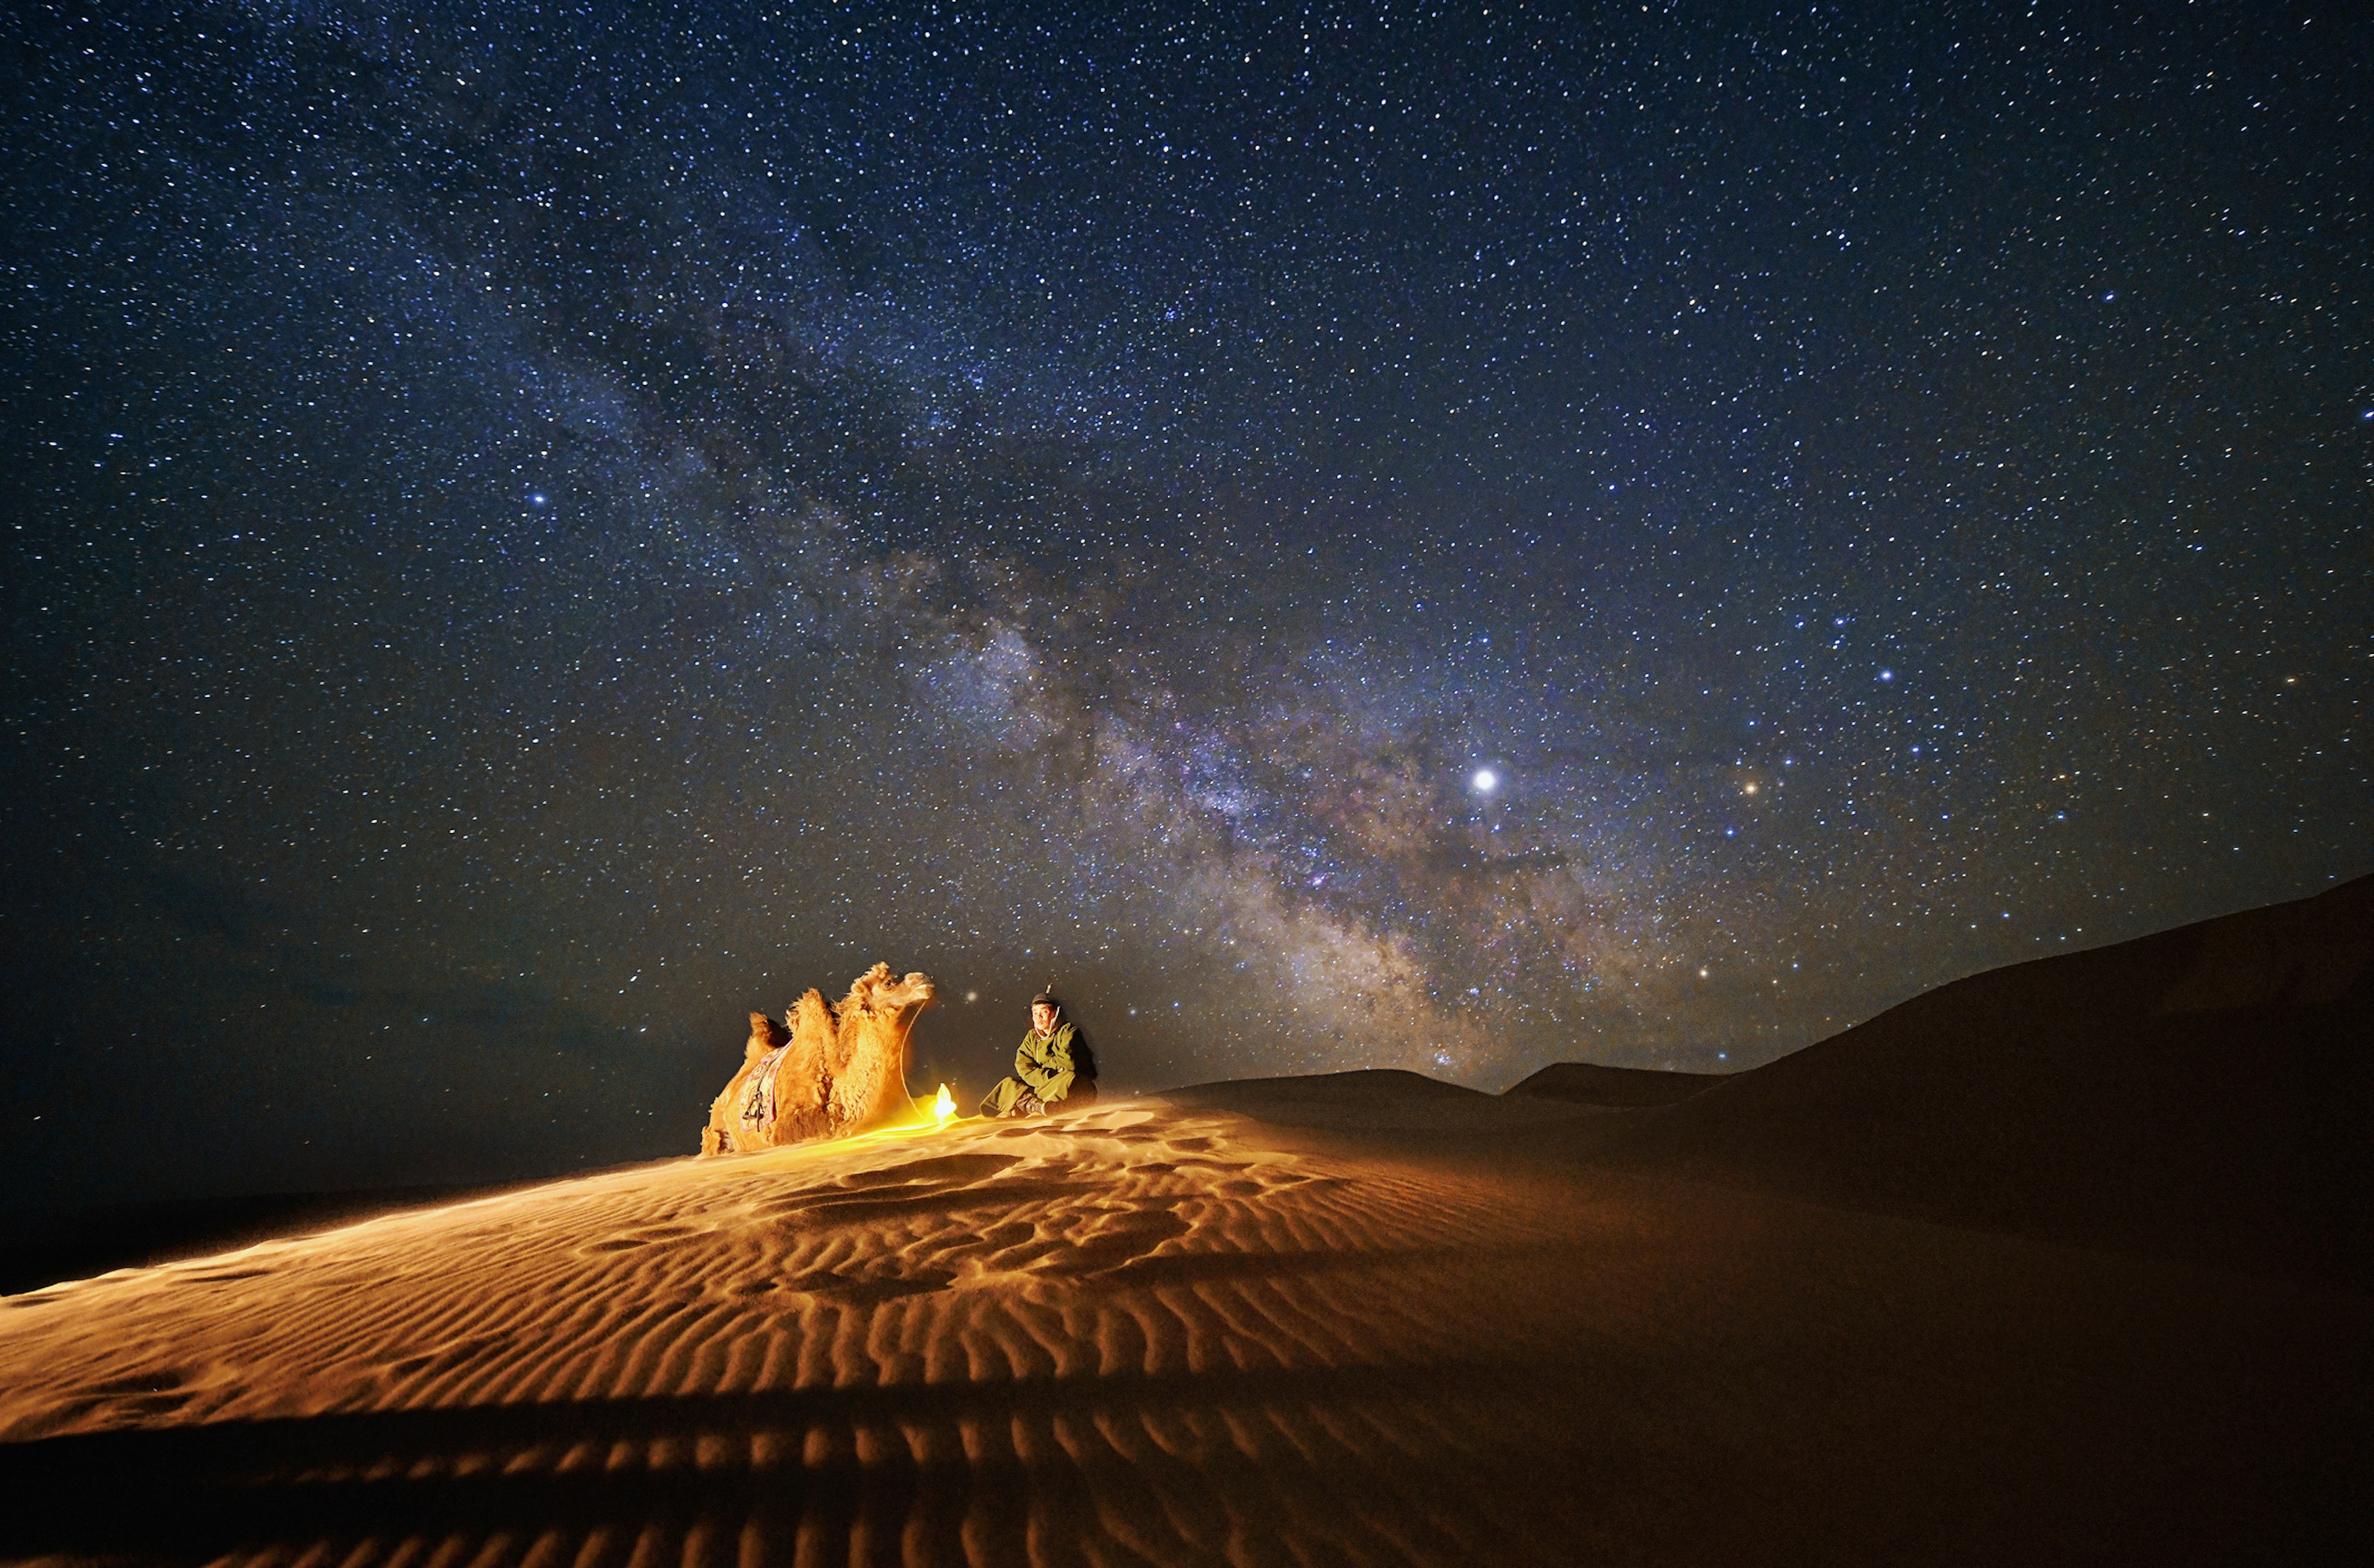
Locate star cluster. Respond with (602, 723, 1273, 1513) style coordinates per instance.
(2, 0, 2365, 1201)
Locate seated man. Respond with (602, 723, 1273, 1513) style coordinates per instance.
(981, 986, 1097, 1117)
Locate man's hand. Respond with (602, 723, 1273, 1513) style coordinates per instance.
(1014, 1089, 1045, 1117)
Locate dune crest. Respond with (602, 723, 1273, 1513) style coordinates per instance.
(1549, 873, 2374, 1284)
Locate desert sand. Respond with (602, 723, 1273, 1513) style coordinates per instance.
(2, 877, 2368, 1565)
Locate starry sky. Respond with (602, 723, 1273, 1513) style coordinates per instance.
(3, 0, 2367, 1205)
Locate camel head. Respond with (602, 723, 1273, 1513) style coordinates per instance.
(838, 962, 937, 1032)
(820, 965, 938, 1129)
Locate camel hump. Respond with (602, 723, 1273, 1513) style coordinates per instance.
(791, 990, 837, 1054)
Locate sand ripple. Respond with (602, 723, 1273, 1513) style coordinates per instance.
(0, 1100, 2360, 1566)
(0, 1106, 1609, 1564)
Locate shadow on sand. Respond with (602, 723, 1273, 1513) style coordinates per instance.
(0, 1362, 1600, 1564)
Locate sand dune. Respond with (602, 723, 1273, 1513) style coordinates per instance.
(1, 881, 2368, 1563)
(0, 1104, 1661, 1564)
(2, 1094, 2365, 1564)
(1551, 874, 2374, 1286)
(1503, 1062, 1722, 1108)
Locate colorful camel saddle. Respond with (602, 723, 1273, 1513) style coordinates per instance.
(738, 1045, 787, 1129)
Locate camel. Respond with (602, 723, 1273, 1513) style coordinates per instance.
(700, 964, 937, 1154)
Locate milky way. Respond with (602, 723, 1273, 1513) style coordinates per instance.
(4, 1, 2366, 1202)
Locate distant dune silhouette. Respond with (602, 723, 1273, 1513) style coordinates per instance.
(1504, 1061, 1725, 1107)
(1557, 873, 2372, 1286)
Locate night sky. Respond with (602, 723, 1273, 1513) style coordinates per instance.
(4, 1, 2366, 1206)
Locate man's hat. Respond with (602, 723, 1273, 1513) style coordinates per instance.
(1031, 981, 1063, 1008)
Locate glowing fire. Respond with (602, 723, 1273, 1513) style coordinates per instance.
(933, 1083, 956, 1127)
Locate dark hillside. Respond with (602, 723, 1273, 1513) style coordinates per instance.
(1505, 1062, 1724, 1108)
(1586, 876, 2374, 1286)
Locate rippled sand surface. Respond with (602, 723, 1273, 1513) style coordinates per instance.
(1, 1094, 2363, 1566)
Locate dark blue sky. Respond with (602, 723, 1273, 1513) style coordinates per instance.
(4, 0, 2365, 1204)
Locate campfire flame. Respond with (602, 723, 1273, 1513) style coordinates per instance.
(933, 1083, 956, 1127)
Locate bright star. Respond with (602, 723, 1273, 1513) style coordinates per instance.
(1471, 768, 1498, 794)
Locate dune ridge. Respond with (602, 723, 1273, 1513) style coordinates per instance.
(1502, 1061, 1722, 1108)
(1551, 873, 2374, 1285)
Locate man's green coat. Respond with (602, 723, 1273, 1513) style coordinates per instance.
(981, 1022, 1095, 1116)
